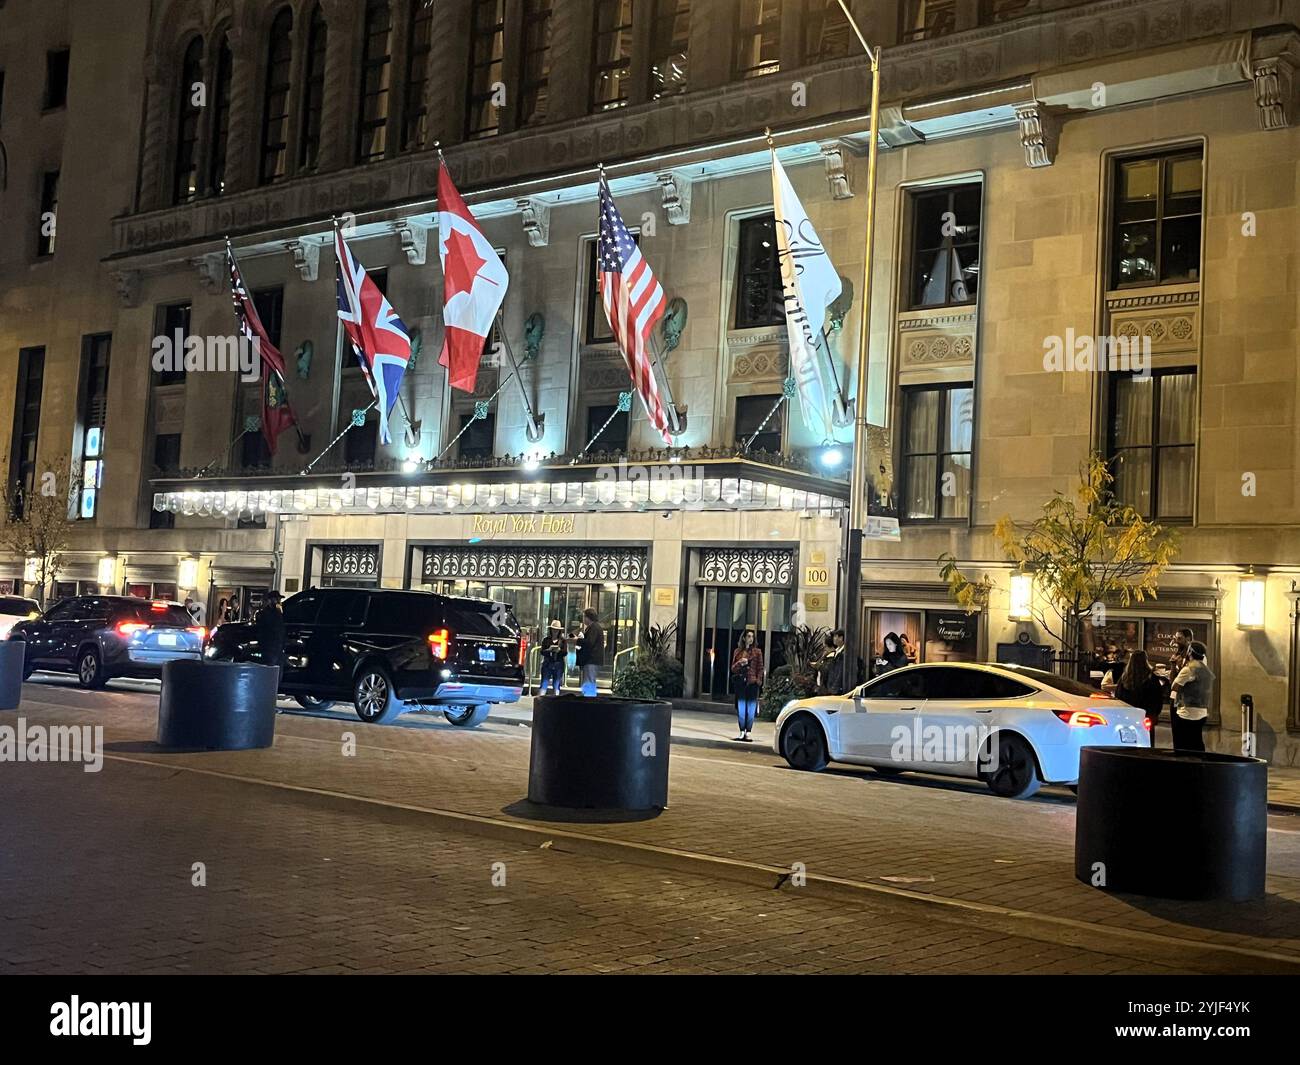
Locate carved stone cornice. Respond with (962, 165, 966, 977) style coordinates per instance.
(1014, 103, 1060, 168)
(818, 141, 853, 199)
(655, 171, 693, 224)
(392, 219, 430, 264)
(284, 238, 321, 281)
(193, 251, 224, 292)
(1251, 38, 1300, 130)
(515, 199, 551, 247)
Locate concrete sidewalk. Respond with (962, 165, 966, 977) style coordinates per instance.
(489, 695, 1300, 813)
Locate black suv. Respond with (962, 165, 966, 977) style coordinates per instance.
(7, 596, 205, 687)
(205, 587, 524, 727)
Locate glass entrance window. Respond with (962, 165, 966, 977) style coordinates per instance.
(865, 607, 977, 678)
(696, 587, 791, 700)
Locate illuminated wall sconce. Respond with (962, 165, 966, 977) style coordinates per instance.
(1008, 573, 1033, 622)
(97, 556, 117, 589)
(1238, 568, 1266, 629)
(178, 557, 200, 591)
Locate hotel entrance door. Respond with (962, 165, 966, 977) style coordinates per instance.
(696, 587, 791, 701)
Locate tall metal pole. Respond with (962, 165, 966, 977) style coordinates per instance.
(837, 0, 881, 680)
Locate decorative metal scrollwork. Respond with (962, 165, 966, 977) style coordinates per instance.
(321, 545, 380, 577)
(422, 546, 648, 584)
(699, 547, 795, 587)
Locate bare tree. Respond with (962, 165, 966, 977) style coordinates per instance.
(1, 458, 81, 608)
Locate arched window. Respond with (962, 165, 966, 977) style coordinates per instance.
(173, 37, 204, 204)
(299, 4, 328, 170)
(259, 8, 294, 184)
(356, 0, 393, 162)
(402, 0, 434, 149)
(208, 35, 234, 194)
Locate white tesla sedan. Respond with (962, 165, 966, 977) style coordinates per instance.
(773, 662, 1151, 798)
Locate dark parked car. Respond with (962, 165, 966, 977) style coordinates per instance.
(6, 595, 206, 688)
(205, 587, 524, 727)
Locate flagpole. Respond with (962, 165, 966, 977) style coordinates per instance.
(301, 400, 378, 476)
(835, 0, 882, 679)
(493, 310, 545, 443)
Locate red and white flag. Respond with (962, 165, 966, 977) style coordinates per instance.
(597, 174, 671, 443)
(436, 161, 509, 393)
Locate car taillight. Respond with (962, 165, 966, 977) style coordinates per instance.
(116, 622, 148, 637)
(1143, 716, 1153, 732)
(519, 634, 528, 667)
(428, 628, 451, 660)
(1053, 709, 1109, 727)
(188, 626, 206, 641)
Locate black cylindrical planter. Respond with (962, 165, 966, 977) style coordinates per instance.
(0, 641, 25, 710)
(157, 660, 279, 750)
(1075, 746, 1267, 901)
(528, 695, 671, 810)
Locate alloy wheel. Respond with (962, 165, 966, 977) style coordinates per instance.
(356, 673, 389, 720)
(782, 716, 827, 772)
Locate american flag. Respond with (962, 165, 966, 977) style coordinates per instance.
(597, 175, 671, 442)
(227, 241, 296, 452)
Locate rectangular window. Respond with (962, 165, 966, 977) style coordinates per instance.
(901, 0, 957, 42)
(0, 70, 7, 125)
(403, 0, 434, 149)
(259, 15, 293, 184)
(252, 287, 284, 349)
(153, 302, 191, 386)
(299, 7, 328, 170)
(733, 214, 784, 329)
(907, 183, 980, 309)
(343, 416, 378, 469)
(586, 403, 630, 454)
(458, 412, 496, 461)
(209, 43, 234, 194)
(239, 383, 272, 470)
(518, 0, 554, 125)
(804, 0, 850, 63)
(1110, 149, 1203, 289)
(901, 384, 974, 521)
(45, 48, 70, 110)
(8, 348, 45, 512)
(37, 171, 59, 257)
(648, 0, 690, 99)
(735, 0, 782, 79)
(357, 0, 394, 162)
(76, 334, 111, 520)
(1108, 369, 1196, 520)
(735, 394, 783, 454)
(153, 433, 182, 474)
(593, 0, 635, 110)
(466, 0, 506, 138)
(585, 235, 638, 344)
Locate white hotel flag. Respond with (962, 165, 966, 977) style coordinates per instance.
(770, 149, 841, 439)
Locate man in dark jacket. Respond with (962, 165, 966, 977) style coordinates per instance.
(255, 590, 286, 679)
(575, 608, 604, 697)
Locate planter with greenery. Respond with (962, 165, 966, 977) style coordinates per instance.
(756, 625, 828, 721)
(611, 621, 684, 700)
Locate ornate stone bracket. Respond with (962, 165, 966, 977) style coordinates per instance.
(1014, 103, 1060, 168)
(515, 198, 550, 247)
(193, 252, 224, 293)
(656, 171, 693, 225)
(1253, 52, 1297, 130)
(819, 141, 853, 200)
(392, 219, 430, 265)
(113, 270, 141, 309)
(285, 239, 321, 281)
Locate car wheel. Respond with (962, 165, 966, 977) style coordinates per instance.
(77, 648, 107, 690)
(353, 667, 404, 725)
(780, 713, 829, 772)
(295, 695, 336, 712)
(982, 733, 1041, 799)
(443, 705, 490, 728)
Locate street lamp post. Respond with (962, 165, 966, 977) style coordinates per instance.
(836, 0, 882, 678)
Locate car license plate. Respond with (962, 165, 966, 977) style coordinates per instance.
(1119, 727, 1137, 744)
(158, 633, 178, 647)
(479, 648, 496, 662)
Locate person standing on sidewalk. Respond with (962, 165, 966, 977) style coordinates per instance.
(255, 590, 286, 682)
(816, 629, 849, 695)
(575, 608, 604, 697)
(538, 619, 566, 696)
(1112, 650, 1168, 747)
(730, 629, 765, 742)
(1170, 641, 1214, 752)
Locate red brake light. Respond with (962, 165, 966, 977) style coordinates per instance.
(519, 633, 529, 667)
(1053, 709, 1109, 727)
(428, 628, 451, 659)
(116, 622, 147, 637)
(1143, 716, 1153, 732)
(150, 601, 168, 611)
(188, 626, 206, 641)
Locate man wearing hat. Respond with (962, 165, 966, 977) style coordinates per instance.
(1169, 640, 1215, 751)
(537, 619, 567, 696)
(255, 590, 287, 681)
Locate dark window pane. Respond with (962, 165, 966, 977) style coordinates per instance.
(281, 591, 322, 624)
(1109, 150, 1203, 288)
(45, 49, 70, 109)
(458, 413, 496, 460)
(736, 394, 782, 453)
(734, 214, 784, 328)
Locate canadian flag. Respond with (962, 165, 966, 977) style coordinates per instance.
(437, 161, 509, 392)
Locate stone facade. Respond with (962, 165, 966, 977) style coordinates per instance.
(1, 0, 1299, 750)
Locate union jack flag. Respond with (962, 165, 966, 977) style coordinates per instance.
(335, 226, 412, 446)
(597, 175, 671, 442)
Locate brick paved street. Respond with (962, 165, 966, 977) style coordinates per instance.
(4, 677, 1300, 975)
